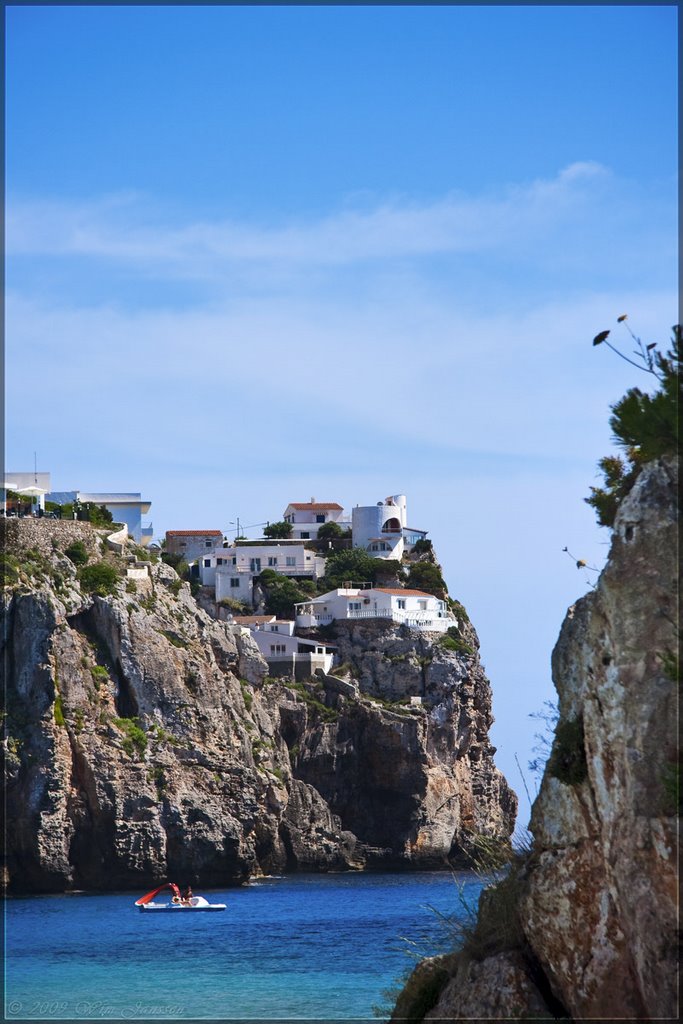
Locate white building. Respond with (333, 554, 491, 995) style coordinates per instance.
(205, 540, 327, 604)
(46, 490, 153, 544)
(3, 472, 52, 513)
(352, 494, 428, 560)
(294, 587, 453, 632)
(232, 615, 336, 678)
(282, 500, 350, 540)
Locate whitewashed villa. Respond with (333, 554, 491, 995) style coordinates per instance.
(294, 587, 453, 632)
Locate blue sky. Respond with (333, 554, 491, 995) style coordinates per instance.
(5, 3, 678, 829)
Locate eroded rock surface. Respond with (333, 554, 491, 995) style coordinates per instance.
(2, 518, 515, 892)
(393, 456, 678, 1021)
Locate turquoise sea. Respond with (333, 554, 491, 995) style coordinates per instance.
(5, 871, 484, 1021)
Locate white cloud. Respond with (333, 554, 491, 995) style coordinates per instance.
(6, 162, 620, 274)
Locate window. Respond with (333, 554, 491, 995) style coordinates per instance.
(232, 557, 237, 565)
(270, 644, 286, 655)
(418, 600, 427, 610)
(217, 558, 225, 565)
(315, 514, 326, 523)
(286, 556, 296, 567)
(230, 578, 240, 588)
(397, 599, 406, 610)
(349, 601, 361, 611)
(205, 540, 212, 547)
(268, 557, 278, 566)
(300, 532, 310, 539)
(272, 625, 279, 632)
(180, 541, 186, 548)
(203, 559, 211, 567)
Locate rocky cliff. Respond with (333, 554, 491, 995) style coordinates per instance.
(1, 518, 515, 893)
(392, 455, 678, 1021)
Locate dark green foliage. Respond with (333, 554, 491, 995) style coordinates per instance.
(439, 627, 474, 656)
(113, 717, 147, 759)
(411, 538, 434, 559)
(321, 548, 396, 589)
(263, 521, 293, 539)
(586, 325, 680, 526)
(258, 570, 309, 618)
(78, 561, 119, 596)
(448, 599, 469, 624)
(317, 521, 344, 540)
(65, 540, 89, 565)
(168, 578, 182, 596)
(548, 717, 588, 786)
(406, 560, 448, 599)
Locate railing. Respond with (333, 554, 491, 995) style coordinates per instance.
(216, 563, 317, 578)
(296, 607, 452, 629)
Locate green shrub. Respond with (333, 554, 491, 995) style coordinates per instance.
(168, 578, 182, 596)
(322, 548, 391, 589)
(113, 717, 147, 759)
(218, 597, 250, 613)
(65, 541, 89, 566)
(439, 627, 474, 656)
(263, 521, 293, 539)
(78, 561, 119, 597)
(90, 665, 109, 688)
(0, 554, 20, 587)
(54, 694, 65, 727)
(548, 717, 588, 786)
(586, 325, 680, 526)
(406, 561, 448, 599)
(448, 599, 469, 624)
(317, 521, 344, 540)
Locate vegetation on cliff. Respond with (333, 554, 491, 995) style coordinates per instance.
(586, 319, 680, 526)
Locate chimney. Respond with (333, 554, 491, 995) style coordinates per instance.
(310, 496, 315, 503)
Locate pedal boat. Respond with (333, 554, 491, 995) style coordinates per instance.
(135, 882, 226, 912)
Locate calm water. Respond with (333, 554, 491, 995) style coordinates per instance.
(5, 872, 484, 1020)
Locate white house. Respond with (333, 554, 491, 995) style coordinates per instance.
(351, 494, 427, 560)
(206, 540, 326, 604)
(46, 490, 153, 545)
(294, 587, 453, 632)
(282, 500, 350, 540)
(231, 615, 336, 678)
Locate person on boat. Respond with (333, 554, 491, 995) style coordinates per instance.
(181, 885, 193, 906)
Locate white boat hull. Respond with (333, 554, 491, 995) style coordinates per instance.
(138, 895, 226, 912)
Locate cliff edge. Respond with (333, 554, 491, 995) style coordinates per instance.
(393, 455, 678, 1021)
(1, 518, 515, 892)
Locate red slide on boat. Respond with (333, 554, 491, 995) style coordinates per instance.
(135, 882, 181, 905)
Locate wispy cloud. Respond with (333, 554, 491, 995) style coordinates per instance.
(7, 162, 618, 272)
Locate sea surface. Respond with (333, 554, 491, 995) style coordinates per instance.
(5, 871, 485, 1021)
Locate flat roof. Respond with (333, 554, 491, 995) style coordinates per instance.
(167, 530, 223, 536)
(286, 502, 344, 511)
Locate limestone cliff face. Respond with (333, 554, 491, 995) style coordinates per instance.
(394, 456, 678, 1021)
(2, 519, 514, 893)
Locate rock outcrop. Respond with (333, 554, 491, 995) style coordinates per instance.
(1, 518, 515, 893)
(393, 455, 678, 1021)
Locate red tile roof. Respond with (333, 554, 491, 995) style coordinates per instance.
(287, 502, 343, 511)
(373, 588, 435, 597)
(166, 530, 222, 537)
(232, 615, 277, 624)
